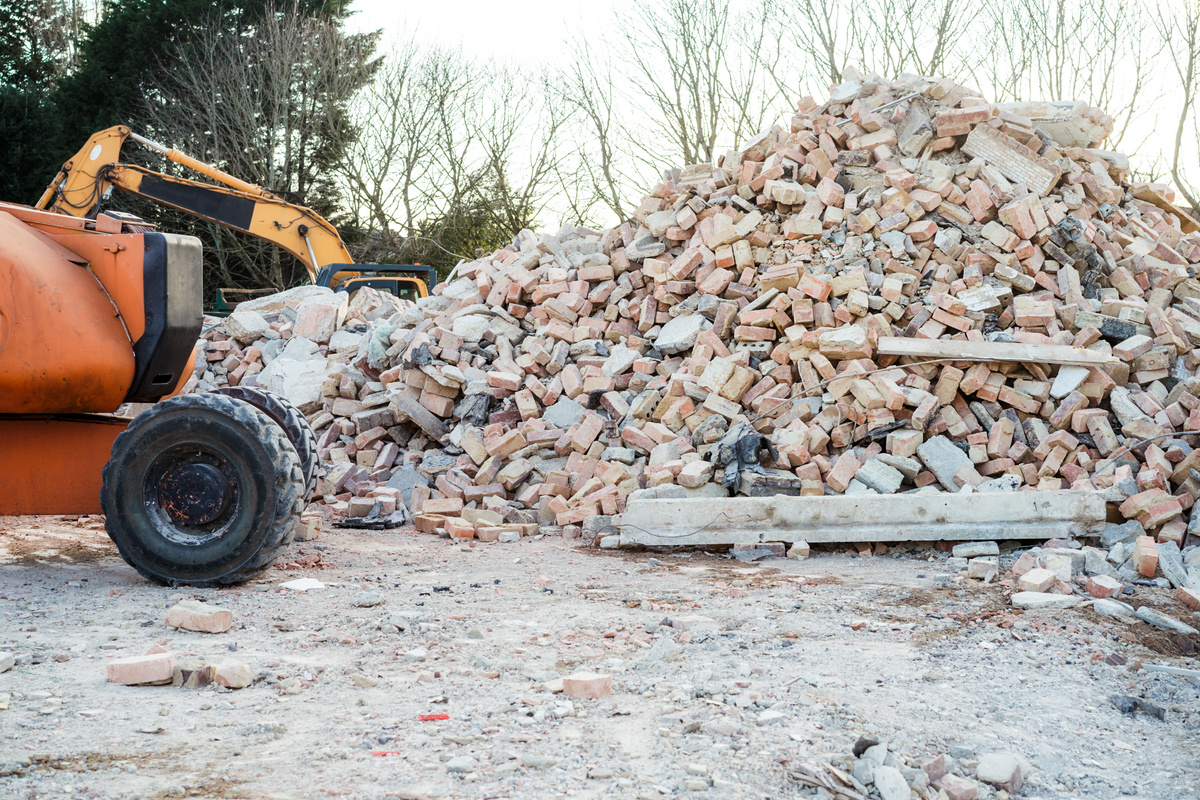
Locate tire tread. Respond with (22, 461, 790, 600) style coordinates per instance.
(216, 386, 320, 499)
(101, 393, 304, 587)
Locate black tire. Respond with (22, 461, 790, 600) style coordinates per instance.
(216, 386, 321, 500)
(100, 393, 304, 587)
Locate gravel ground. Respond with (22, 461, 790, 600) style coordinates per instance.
(1, 515, 1198, 800)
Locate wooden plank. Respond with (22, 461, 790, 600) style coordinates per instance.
(617, 492, 1107, 547)
(876, 336, 1114, 366)
(1132, 184, 1199, 234)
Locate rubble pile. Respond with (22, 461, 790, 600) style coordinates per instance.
(948, 533, 1200, 627)
(188, 70, 1200, 560)
(791, 740, 1028, 800)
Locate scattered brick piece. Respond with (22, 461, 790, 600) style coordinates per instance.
(165, 600, 232, 634)
(106, 653, 175, 686)
(562, 672, 613, 700)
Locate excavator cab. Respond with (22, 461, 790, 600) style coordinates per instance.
(314, 263, 437, 303)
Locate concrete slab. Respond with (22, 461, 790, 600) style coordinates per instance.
(617, 491, 1107, 547)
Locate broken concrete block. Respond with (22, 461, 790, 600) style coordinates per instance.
(223, 310, 272, 344)
(952, 541, 999, 558)
(292, 295, 345, 343)
(655, 314, 709, 354)
(975, 752, 1023, 793)
(917, 436, 976, 492)
(215, 658, 254, 689)
(1086, 575, 1122, 598)
(1011, 592, 1080, 609)
(854, 459, 904, 494)
(1017, 568, 1056, 593)
(968, 558, 998, 581)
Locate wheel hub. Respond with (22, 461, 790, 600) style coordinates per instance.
(157, 463, 231, 526)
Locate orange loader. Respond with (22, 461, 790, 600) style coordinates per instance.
(0, 201, 316, 586)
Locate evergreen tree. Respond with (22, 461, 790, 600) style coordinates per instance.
(0, 86, 64, 202)
(54, 0, 256, 145)
(0, 0, 70, 88)
(0, 0, 77, 201)
(53, 0, 343, 146)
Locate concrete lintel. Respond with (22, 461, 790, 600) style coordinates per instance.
(617, 491, 1107, 547)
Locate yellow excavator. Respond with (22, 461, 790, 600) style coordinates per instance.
(36, 125, 438, 305)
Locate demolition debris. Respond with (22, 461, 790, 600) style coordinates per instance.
(188, 70, 1200, 589)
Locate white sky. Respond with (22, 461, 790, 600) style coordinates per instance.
(346, 0, 607, 64)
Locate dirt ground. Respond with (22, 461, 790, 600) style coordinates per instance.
(1, 515, 1198, 800)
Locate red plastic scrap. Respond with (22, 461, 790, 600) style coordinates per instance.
(418, 714, 449, 721)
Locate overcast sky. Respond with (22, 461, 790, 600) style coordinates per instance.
(346, 0, 607, 64)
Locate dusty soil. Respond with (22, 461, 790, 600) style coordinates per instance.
(1, 515, 1198, 800)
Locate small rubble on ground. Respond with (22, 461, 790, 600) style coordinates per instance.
(2, 519, 1198, 799)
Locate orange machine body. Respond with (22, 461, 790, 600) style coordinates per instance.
(0, 202, 202, 514)
(0, 416, 128, 514)
(0, 206, 139, 413)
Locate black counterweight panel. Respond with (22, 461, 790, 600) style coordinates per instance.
(125, 232, 203, 402)
(137, 176, 255, 232)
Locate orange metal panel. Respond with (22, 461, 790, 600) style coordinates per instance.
(0, 209, 136, 413)
(0, 201, 93, 233)
(47, 233, 147, 342)
(0, 416, 127, 515)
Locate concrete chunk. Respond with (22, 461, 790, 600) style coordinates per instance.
(952, 541, 999, 558)
(654, 314, 710, 355)
(106, 653, 175, 686)
(618, 491, 1106, 546)
(917, 435, 976, 491)
(223, 310, 272, 344)
(854, 459, 904, 494)
(1012, 592, 1080, 609)
(1157, 540, 1190, 589)
(165, 600, 232, 634)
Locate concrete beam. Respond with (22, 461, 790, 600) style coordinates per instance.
(617, 491, 1107, 547)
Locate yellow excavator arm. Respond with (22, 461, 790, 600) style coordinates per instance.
(36, 125, 352, 279)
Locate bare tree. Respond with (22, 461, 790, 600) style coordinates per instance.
(848, 0, 974, 80)
(0, 0, 101, 85)
(611, 0, 781, 170)
(338, 40, 473, 258)
(337, 38, 574, 270)
(761, 0, 971, 105)
(473, 64, 570, 238)
(968, 0, 1161, 149)
(1154, 0, 1200, 215)
(142, 3, 378, 290)
(763, 0, 852, 90)
(555, 38, 637, 225)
